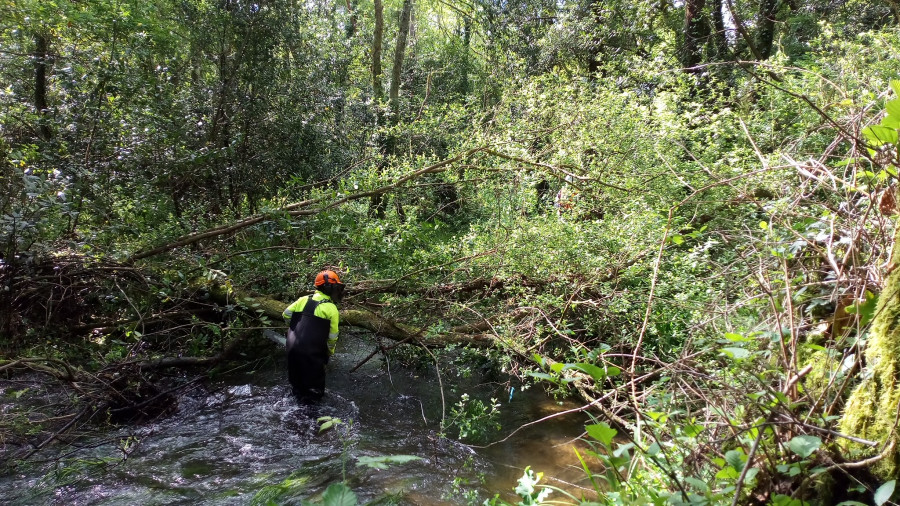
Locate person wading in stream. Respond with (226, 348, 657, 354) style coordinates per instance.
(283, 270, 345, 402)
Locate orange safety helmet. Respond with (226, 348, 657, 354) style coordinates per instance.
(315, 270, 342, 287)
(315, 270, 345, 302)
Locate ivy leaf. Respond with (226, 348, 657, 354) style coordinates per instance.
(585, 422, 617, 447)
(788, 435, 822, 458)
(874, 480, 896, 506)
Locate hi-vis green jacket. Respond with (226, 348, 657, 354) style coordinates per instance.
(283, 291, 340, 355)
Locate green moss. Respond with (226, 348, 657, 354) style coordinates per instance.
(840, 228, 900, 478)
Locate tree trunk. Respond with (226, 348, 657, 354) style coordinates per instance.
(33, 33, 51, 141)
(372, 0, 384, 103)
(756, 0, 778, 59)
(371, 0, 412, 219)
(345, 0, 357, 38)
(389, 0, 413, 116)
(711, 0, 729, 60)
(681, 0, 709, 71)
(840, 225, 900, 478)
(205, 281, 496, 348)
(588, 0, 604, 76)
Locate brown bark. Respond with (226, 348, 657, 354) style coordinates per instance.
(33, 33, 51, 140)
(756, 0, 778, 59)
(587, 0, 604, 76)
(389, 0, 413, 115)
(711, 0, 729, 60)
(205, 280, 496, 348)
(723, 0, 764, 60)
(345, 0, 357, 37)
(681, 0, 709, 71)
(373, 0, 384, 102)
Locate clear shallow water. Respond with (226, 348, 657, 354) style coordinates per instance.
(1, 333, 594, 505)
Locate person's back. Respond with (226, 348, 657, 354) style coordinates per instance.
(283, 270, 344, 401)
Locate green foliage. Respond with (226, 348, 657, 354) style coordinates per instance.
(319, 483, 359, 506)
(444, 393, 502, 443)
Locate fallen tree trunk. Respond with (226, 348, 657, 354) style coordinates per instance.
(126, 147, 615, 263)
(128, 146, 491, 262)
(206, 280, 497, 348)
(205, 279, 639, 429)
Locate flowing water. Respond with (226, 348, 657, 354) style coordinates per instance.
(1, 333, 595, 505)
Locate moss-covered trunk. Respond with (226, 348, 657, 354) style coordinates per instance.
(206, 280, 496, 347)
(840, 225, 900, 477)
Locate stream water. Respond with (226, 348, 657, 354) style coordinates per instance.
(2, 333, 594, 505)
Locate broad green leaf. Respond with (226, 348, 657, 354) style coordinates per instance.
(724, 332, 749, 342)
(716, 466, 740, 480)
(646, 441, 660, 456)
(887, 99, 900, 120)
(563, 362, 607, 382)
(684, 477, 709, 492)
(846, 291, 878, 327)
(771, 494, 804, 506)
(321, 482, 358, 506)
(356, 455, 422, 470)
(863, 125, 899, 146)
(682, 422, 705, 437)
(646, 411, 667, 422)
(725, 449, 745, 471)
(875, 480, 896, 506)
(885, 114, 900, 129)
(720, 347, 751, 359)
(613, 442, 634, 458)
(788, 435, 822, 458)
(585, 422, 617, 447)
(526, 372, 557, 383)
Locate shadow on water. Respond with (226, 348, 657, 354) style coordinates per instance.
(1, 332, 598, 505)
